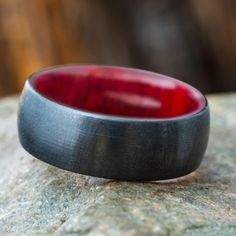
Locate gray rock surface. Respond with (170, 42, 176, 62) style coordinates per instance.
(0, 94, 235, 235)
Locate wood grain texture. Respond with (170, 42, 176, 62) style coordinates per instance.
(0, 0, 236, 97)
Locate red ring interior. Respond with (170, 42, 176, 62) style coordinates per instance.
(31, 65, 205, 119)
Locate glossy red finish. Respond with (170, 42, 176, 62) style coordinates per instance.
(32, 66, 205, 119)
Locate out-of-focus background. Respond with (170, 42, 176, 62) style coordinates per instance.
(0, 0, 236, 98)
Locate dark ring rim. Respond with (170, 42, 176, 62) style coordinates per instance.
(27, 64, 207, 122)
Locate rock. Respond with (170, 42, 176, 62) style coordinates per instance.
(0, 94, 235, 235)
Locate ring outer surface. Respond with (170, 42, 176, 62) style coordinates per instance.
(18, 74, 210, 181)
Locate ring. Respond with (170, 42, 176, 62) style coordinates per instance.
(18, 65, 210, 180)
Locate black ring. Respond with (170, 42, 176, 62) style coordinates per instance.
(18, 65, 210, 181)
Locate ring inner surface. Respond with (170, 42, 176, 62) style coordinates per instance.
(31, 66, 205, 119)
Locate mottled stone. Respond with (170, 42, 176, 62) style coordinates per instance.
(0, 94, 235, 236)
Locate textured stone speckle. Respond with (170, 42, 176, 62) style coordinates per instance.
(0, 94, 236, 235)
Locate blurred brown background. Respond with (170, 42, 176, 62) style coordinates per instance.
(0, 0, 236, 97)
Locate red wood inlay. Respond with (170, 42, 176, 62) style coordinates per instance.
(32, 66, 205, 119)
